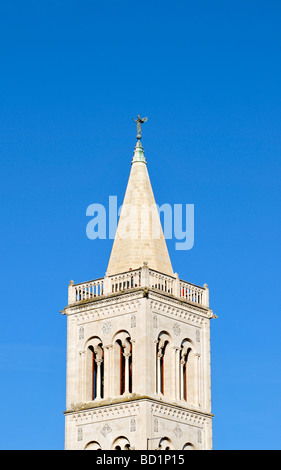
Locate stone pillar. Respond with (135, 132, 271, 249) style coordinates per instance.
(173, 346, 180, 400)
(96, 359, 102, 400)
(203, 283, 209, 307)
(124, 352, 131, 394)
(180, 358, 185, 400)
(141, 262, 149, 287)
(157, 351, 162, 394)
(103, 274, 110, 295)
(68, 280, 75, 304)
(174, 273, 180, 297)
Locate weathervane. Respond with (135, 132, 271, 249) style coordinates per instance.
(132, 115, 148, 140)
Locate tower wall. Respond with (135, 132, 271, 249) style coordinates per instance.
(64, 288, 213, 450)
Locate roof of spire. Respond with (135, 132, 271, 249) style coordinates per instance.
(106, 141, 174, 277)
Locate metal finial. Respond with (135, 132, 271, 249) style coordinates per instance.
(132, 115, 148, 140)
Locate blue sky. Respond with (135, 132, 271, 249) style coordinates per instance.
(0, 0, 280, 449)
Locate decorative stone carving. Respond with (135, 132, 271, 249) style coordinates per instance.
(102, 321, 112, 335)
(101, 423, 112, 437)
(173, 323, 181, 336)
(131, 315, 136, 328)
(173, 425, 183, 439)
(79, 326, 84, 340)
(77, 428, 83, 441)
(154, 418, 158, 432)
(130, 418, 136, 432)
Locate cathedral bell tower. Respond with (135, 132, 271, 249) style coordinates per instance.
(62, 121, 214, 450)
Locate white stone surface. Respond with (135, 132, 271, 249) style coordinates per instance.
(64, 288, 213, 450)
(63, 142, 214, 450)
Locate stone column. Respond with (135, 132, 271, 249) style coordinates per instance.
(96, 359, 102, 399)
(141, 262, 149, 287)
(124, 352, 131, 394)
(180, 357, 185, 400)
(157, 351, 162, 394)
(68, 280, 75, 304)
(173, 346, 180, 400)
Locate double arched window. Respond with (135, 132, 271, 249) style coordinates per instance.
(113, 331, 133, 396)
(86, 337, 104, 401)
(155, 333, 199, 404)
(112, 436, 131, 450)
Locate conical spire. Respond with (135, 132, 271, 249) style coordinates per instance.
(106, 141, 174, 276)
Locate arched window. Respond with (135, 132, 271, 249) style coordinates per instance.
(113, 332, 132, 396)
(182, 442, 195, 450)
(85, 441, 102, 450)
(158, 437, 174, 450)
(112, 436, 131, 450)
(86, 338, 104, 401)
(181, 347, 191, 401)
(156, 332, 172, 396)
(180, 339, 197, 404)
(116, 340, 126, 395)
(89, 345, 104, 400)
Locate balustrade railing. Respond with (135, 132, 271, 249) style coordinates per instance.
(179, 280, 205, 304)
(109, 269, 142, 294)
(148, 270, 174, 295)
(68, 266, 209, 307)
(70, 278, 104, 303)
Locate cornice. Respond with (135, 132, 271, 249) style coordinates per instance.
(64, 395, 213, 425)
(149, 293, 212, 326)
(63, 289, 143, 318)
(63, 287, 212, 318)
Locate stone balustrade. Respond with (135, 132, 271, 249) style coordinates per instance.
(68, 265, 209, 307)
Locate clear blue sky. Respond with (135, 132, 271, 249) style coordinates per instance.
(0, 0, 280, 450)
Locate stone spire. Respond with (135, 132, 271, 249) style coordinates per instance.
(106, 140, 174, 276)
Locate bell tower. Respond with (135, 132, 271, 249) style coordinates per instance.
(62, 124, 214, 450)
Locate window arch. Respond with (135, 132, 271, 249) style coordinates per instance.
(84, 441, 102, 450)
(113, 331, 132, 396)
(180, 339, 197, 404)
(112, 436, 131, 450)
(86, 337, 104, 401)
(182, 442, 195, 450)
(156, 332, 173, 397)
(158, 437, 174, 450)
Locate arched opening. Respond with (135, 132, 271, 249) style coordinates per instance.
(180, 339, 197, 404)
(112, 436, 131, 450)
(156, 332, 173, 397)
(181, 348, 191, 402)
(84, 441, 102, 450)
(113, 332, 132, 396)
(182, 442, 195, 450)
(86, 337, 104, 401)
(116, 339, 126, 395)
(158, 437, 174, 450)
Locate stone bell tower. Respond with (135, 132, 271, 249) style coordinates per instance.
(62, 123, 214, 450)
